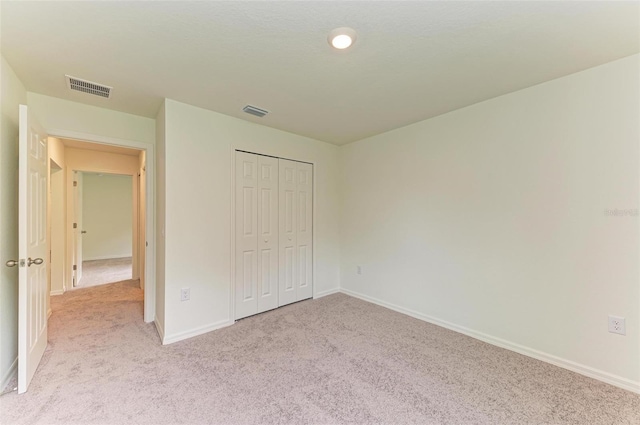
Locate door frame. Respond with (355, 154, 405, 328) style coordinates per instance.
(229, 147, 316, 322)
(48, 129, 156, 323)
(71, 170, 84, 287)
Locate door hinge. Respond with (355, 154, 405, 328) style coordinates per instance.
(73, 181, 77, 187)
(73, 223, 77, 229)
(73, 265, 77, 271)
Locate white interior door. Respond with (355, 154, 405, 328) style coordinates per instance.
(296, 162, 313, 300)
(73, 172, 83, 285)
(257, 155, 278, 314)
(18, 105, 48, 394)
(235, 152, 259, 319)
(236, 153, 312, 317)
(278, 159, 313, 307)
(278, 159, 297, 307)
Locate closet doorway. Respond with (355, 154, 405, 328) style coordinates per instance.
(235, 151, 313, 320)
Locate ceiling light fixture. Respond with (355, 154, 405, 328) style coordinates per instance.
(328, 27, 357, 50)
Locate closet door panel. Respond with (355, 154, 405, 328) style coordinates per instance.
(296, 162, 313, 300)
(235, 152, 259, 319)
(257, 155, 279, 313)
(278, 159, 298, 307)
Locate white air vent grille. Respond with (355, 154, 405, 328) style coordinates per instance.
(65, 75, 112, 98)
(242, 105, 269, 117)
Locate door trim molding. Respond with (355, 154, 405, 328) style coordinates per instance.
(162, 319, 233, 345)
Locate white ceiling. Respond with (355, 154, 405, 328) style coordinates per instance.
(2, 1, 638, 145)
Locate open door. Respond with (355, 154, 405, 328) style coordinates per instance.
(17, 105, 48, 393)
(72, 172, 83, 286)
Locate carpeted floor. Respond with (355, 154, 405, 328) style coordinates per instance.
(76, 257, 132, 288)
(0, 282, 638, 425)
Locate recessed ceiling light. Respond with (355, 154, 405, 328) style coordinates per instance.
(328, 27, 357, 50)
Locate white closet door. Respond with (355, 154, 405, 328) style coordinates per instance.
(235, 152, 258, 319)
(256, 155, 279, 313)
(279, 159, 313, 306)
(296, 162, 313, 300)
(278, 159, 298, 307)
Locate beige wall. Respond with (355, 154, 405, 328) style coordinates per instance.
(0, 56, 27, 390)
(49, 167, 65, 295)
(48, 137, 65, 297)
(159, 99, 341, 343)
(82, 173, 133, 261)
(27, 93, 155, 145)
(339, 54, 640, 391)
(48, 137, 65, 167)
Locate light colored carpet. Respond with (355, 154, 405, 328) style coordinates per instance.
(0, 282, 638, 425)
(76, 257, 132, 288)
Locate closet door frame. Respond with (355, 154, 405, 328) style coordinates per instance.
(230, 148, 316, 322)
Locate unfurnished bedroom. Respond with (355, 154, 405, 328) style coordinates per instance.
(0, 1, 638, 424)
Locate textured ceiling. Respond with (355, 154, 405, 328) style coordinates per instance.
(2, 1, 638, 145)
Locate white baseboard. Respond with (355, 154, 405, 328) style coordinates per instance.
(162, 319, 234, 345)
(47, 308, 52, 320)
(314, 287, 341, 299)
(83, 255, 132, 262)
(154, 317, 165, 343)
(1, 357, 18, 392)
(50, 289, 64, 296)
(340, 288, 640, 395)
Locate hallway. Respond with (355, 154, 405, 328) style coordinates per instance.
(76, 257, 133, 288)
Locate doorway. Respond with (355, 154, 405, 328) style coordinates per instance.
(73, 171, 134, 289)
(45, 136, 153, 321)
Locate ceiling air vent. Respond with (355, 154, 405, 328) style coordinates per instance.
(65, 75, 112, 99)
(242, 105, 269, 117)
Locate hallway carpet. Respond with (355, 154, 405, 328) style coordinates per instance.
(76, 257, 132, 288)
(0, 282, 638, 424)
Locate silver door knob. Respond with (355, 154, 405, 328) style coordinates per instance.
(5, 260, 18, 267)
(27, 257, 43, 267)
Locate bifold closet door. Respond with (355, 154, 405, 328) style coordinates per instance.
(235, 152, 279, 320)
(278, 159, 313, 307)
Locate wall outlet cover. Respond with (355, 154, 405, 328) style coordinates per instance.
(608, 315, 626, 335)
(181, 287, 190, 302)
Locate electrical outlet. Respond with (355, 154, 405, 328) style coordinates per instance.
(357, 265, 362, 275)
(181, 287, 190, 302)
(608, 315, 626, 335)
